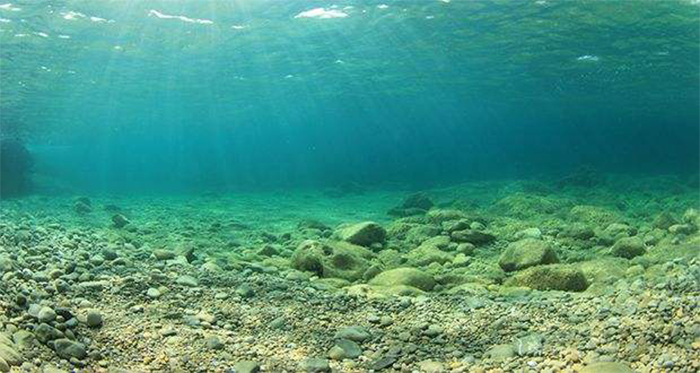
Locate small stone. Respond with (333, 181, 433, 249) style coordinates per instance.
(485, 344, 515, 360)
(176, 275, 198, 287)
(205, 336, 223, 350)
(154, 250, 176, 260)
(147, 288, 161, 298)
(53, 339, 87, 359)
(236, 284, 255, 298)
(334, 339, 361, 359)
(334, 326, 370, 342)
(160, 327, 177, 337)
(233, 361, 261, 373)
(580, 362, 634, 373)
(85, 310, 103, 328)
(424, 325, 443, 337)
(112, 214, 130, 228)
(300, 358, 331, 373)
(37, 307, 57, 323)
(418, 360, 444, 373)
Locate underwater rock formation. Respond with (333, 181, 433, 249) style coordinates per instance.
(0, 138, 33, 197)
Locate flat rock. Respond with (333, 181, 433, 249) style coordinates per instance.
(580, 362, 634, 373)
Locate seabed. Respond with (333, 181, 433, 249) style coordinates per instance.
(0, 173, 699, 372)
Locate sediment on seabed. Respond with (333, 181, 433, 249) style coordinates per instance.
(0, 175, 699, 372)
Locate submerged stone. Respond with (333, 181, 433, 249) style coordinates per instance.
(508, 264, 588, 292)
(498, 238, 559, 272)
(369, 267, 435, 291)
(335, 222, 386, 247)
(611, 237, 646, 259)
(291, 240, 375, 281)
(450, 229, 495, 245)
(579, 362, 634, 373)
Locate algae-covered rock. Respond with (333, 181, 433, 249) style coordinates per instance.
(493, 193, 566, 218)
(369, 267, 435, 291)
(653, 211, 678, 230)
(450, 229, 495, 245)
(507, 264, 588, 292)
(405, 243, 453, 267)
(570, 205, 620, 225)
(560, 223, 595, 240)
(427, 209, 467, 223)
(498, 238, 559, 272)
(611, 237, 646, 259)
(335, 222, 386, 247)
(291, 240, 375, 281)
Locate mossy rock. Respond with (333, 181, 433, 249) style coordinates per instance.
(335, 222, 387, 247)
(570, 205, 621, 226)
(610, 237, 646, 259)
(405, 241, 454, 267)
(369, 267, 435, 291)
(507, 264, 588, 292)
(291, 240, 375, 282)
(427, 209, 468, 223)
(498, 238, 559, 272)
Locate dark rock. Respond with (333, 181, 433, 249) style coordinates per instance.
(112, 214, 130, 228)
(53, 339, 87, 359)
(370, 355, 397, 370)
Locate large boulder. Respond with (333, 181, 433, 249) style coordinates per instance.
(369, 267, 435, 291)
(507, 264, 588, 292)
(335, 222, 386, 247)
(291, 240, 375, 282)
(498, 238, 559, 272)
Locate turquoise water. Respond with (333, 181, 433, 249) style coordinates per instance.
(2, 2, 700, 372)
(1, 0, 699, 192)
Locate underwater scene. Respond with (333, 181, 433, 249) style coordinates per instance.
(1, 0, 699, 372)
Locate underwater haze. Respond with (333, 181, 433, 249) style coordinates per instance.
(1, 0, 698, 192)
(1, 1, 700, 372)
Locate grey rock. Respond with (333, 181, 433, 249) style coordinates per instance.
(53, 338, 87, 359)
(334, 326, 370, 342)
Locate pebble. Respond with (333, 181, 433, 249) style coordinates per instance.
(85, 310, 103, 328)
